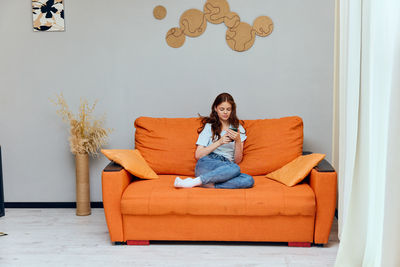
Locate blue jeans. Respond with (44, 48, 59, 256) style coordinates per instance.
(195, 153, 254, 189)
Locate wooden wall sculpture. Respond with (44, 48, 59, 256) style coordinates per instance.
(160, 0, 274, 52)
(179, 9, 207, 37)
(153, 5, 167, 20)
(166, 27, 186, 48)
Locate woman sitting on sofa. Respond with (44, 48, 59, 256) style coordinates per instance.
(174, 92, 254, 189)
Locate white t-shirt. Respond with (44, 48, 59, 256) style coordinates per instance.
(196, 123, 247, 161)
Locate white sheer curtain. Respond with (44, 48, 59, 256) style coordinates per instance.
(335, 0, 400, 265)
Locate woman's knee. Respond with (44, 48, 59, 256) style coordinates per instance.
(241, 175, 254, 188)
(195, 156, 209, 176)
(230, 164, 241, 177)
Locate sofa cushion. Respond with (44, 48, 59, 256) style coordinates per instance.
(239, 116, 303, 175)
(134, 117, 202, 176)
(121, 175, 315, 216)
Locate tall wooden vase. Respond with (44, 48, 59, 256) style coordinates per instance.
(75, 153, 91, 216)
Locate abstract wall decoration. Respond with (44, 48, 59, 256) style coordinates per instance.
(162, 0, 274, 52)
(253, 16, 274, 37)
(179, 9, 207, 38)
(32, 0, 65, 32)
(226, 22, 256, 52)
(166, 27, 186, 48)
(204, 0, 230, 24)
(223, 12, 240, 29)
(153, 5, 167, 20)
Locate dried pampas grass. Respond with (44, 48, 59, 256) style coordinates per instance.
(51, 93, 113, 156)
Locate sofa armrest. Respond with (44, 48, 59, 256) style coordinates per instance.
(302, 152, 337, 243)
(315, 158, 335, 172)
(102, 161, 132, 242)
(103, 161, 124, 172)
(309, 166, 337, 244)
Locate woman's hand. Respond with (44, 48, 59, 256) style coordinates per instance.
(219, 133, 233, 145)
(227, 129, 241, 142)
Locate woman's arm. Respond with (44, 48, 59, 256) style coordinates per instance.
(227, 129, 244, 163)
(233, 141, 244, 163)
(195, 134, 232, 160)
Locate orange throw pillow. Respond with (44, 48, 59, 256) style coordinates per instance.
(266, 153, 325, 186)
(101, 149, 158, 179)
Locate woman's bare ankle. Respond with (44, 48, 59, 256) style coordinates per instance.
(201, 183, 215, 188)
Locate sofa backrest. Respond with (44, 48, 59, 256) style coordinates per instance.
(239, 117, 303, 175)
(134, 116, 303, 176)
(135, 117, 201, 176)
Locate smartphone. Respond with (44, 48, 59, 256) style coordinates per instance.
(228, 127, 238, 142)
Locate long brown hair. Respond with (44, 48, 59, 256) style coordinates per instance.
(198, 93, 242, 141)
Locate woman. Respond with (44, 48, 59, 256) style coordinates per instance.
(174, 93, 254, 189)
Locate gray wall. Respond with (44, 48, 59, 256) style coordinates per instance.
(0, 0, 334, 202)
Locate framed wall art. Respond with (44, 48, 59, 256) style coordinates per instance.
(32, 0, 65, 32)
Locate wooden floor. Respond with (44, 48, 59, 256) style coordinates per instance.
(0, 209, 339, 266)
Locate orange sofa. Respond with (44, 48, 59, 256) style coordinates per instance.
(102, 116, 337, 246)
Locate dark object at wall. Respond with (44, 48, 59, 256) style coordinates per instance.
(0, 146, 4, 217)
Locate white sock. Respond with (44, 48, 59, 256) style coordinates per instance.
(174, 177, 183, 187)
(174, 177, 202, 188)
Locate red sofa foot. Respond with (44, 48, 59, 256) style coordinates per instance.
(288, 242, 311, 247)
(127, 240, 150, 245)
